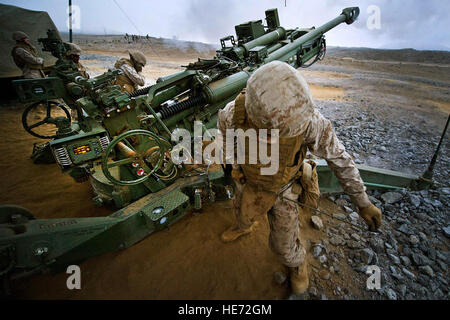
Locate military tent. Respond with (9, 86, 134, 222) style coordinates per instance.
(0, 4, 60, 78)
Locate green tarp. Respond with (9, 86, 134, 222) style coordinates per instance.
(0, 4, 60, 78)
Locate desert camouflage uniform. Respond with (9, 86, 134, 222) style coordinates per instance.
(218, 61, 370, 267)
(114, 53, 146, 93)
(12, 44, 45, 79)
(65, 42, 90, 79)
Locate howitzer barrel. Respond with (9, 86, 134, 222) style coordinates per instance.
(230, 27, 286, 59)
(241, 27, 286, 56)
(152, 8, 360, 121)
(265, 7, 359, 63)
(203, 71, 251, 103)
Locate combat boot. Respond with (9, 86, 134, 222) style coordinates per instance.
(220, 221, 258, 243)
(289, 262, 309, 295)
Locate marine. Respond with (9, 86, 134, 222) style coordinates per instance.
(65, 42, 89, 79)
(11, 31, 45, 79)
(218, 61, 383, 295)
(113, 50, 147, 93)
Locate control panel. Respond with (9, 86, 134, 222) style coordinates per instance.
(50, 130, 110, 170)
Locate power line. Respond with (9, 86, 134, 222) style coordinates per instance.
(112, 0, 160, 58)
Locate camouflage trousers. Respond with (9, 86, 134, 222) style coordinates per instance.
(233, 161, 320, 267)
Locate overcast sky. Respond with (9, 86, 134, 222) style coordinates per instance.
(1, 0, 449, 50)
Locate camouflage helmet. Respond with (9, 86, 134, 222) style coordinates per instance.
(245, 61, 315, 138)
(12, 31, 28, 41)
(66, 42, 82, 56)
(129, 50, 147, 66)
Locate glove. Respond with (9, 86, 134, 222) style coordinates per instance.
(359, 204, 382, 232)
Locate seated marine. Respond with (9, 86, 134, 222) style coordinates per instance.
(113, 50, 147, 93)
(65, 42, 89, 79)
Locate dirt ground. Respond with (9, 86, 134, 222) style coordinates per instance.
(1, 37, 448, 299)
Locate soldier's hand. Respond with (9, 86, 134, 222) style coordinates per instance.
(359, 204, 382, 231)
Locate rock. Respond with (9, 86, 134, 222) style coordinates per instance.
(411, 253, 432, 266)
(351, 233, 360, 241)
(397, 224, 410, 235)
(409, 235, 420, 245)
(381, 192, 403, 204)
(369, 237, 385, 254)
(409, 194, 421, 207)
(330, 235, 345, 246)
(343, 206, 353, 213)
(319, 255, 328, 264)
(437, 260, 447, 272)
(311, 216, 324, 230)
(397, 284, 407, 297)
(335, 198, 350, 207)
(319, 270, 331, 280)
(346, 240, 364, 249)
(443, 226, 450, 238)
(390, 266, 404, 280)
(360, 248, 375, 265)
(388, 253, 401, 265)
(418, 232, 428, 242)
(349, 212, 359, 222)
(354, 265, 367, 273)
(333, 213, 347, 221)
(400, 256, 411, 266)
(385, 288, 398, 300)
(313, 245, 322, 258)
(402, 268, 416, 279)
(308, 287, 319, 298)
(419, 266, 435, 278)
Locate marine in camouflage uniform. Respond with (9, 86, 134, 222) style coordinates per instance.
(218, 61, 382, 295)
(113, 50, 147, 94)
(11, 31, 45, 79)
(65, 42, 89, 79)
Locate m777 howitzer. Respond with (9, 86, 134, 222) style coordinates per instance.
(0, 7, 438, 287)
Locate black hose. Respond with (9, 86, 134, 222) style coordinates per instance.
(159, 95, 206, 120)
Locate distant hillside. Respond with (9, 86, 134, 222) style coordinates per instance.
(63, 33, 450, 65)
(327, 47, 450, 65)
(62, 33, 218, 60)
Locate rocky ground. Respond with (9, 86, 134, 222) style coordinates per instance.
(297, 188, 450, 300)
(291, 48, 450, 300)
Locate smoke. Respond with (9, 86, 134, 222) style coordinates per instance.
(1, 0, 448, 50)
(170, 0, 450, 50)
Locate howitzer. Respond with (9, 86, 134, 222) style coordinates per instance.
(0, 7, 434, 287)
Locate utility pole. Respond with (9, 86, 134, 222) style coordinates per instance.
(69, 0, 73, 42)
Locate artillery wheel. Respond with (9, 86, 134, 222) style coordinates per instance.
(22, 100, 71, 139)
(102, 130, 168, 186)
